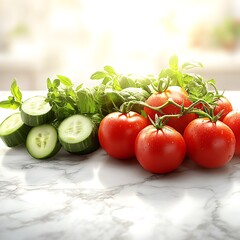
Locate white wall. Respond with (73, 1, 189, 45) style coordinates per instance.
(0, 0, 240, 90)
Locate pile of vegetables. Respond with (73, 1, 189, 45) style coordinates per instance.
(0, 55, 239, 174)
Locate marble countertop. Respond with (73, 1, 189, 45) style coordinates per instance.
(1, 91, 240, 240)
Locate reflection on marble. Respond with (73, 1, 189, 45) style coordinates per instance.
(1, 91, 240, 240)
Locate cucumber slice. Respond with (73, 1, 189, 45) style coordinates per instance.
(21, 96, 54, 126)
(0, 112, 31, 147)
(26, 124, 61, 159)
(58, 114, 99, 154)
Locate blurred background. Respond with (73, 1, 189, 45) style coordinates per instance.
(0, 0, 240, 90)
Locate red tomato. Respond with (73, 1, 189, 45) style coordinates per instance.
(223, 111, 240, 155)
(214, 96, 233, 121)
(135, 125, 186, 173)
(144, 86, 196, 134)
(183, 118, 236, 168)
(98, 111, 149, 159)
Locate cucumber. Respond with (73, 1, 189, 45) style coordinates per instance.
(21, 96, 54, 126)
(26, 124, 61, 159)
(58, 114, 99, 154)
(0, 112, 31, 147)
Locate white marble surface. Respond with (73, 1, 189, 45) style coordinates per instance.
(1, 91, 240, 240)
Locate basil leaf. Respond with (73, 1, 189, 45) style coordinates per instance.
(118, 75, 136, 89)
(207, 79, 216, 85)
(47, 78, 52, 89)
(77, 88, 97, 114)
(0, 100, 20, 109)
(90, 71, 107, 80)
(102, 76, 112, 85)
(57, 75, 73, 87)
(10, 79, 22, 103)
(112, 77, 122, 91)
(104, 65, 116, 75)
(53, 79, 60, 88)
(75, 83, 83, 91)
(182, 61, 203, 70)
(169, 55, 178, 71)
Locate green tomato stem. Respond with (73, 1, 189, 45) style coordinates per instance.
(121, 97, 221, 126)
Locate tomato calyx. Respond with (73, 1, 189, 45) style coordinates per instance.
(151, 77, 170, 93)
(188, 99, 223, 123)
(119, 101, 131, 114)
(148, 114, 176, 130)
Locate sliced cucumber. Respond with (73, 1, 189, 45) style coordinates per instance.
(58, 114, 99, 154)
(26, 124, 61, 159)
(21, 96, 54, 126)
(0, 112, 31, 147)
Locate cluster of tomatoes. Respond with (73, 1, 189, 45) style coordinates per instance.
(98, 86, 239, 174)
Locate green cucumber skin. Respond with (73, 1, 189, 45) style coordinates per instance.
(59, 120, 99, 154)
(75, 140, 99, 155)
(21, 110, 54, 127)
(59, 128, 99, 154)
(0, 124, 31, 147)
(27, 141, 62, 160)
(20, 96, 54, 127)
(76, 126, 99, 154)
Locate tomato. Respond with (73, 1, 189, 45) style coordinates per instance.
(223, 111, 240, 155)
(214, 96, 233, 121)
(98, 111, 149, 159)
(183, 118, 236, 168)
(135, 125, 186, 173)
(144, 86, 196, 134)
